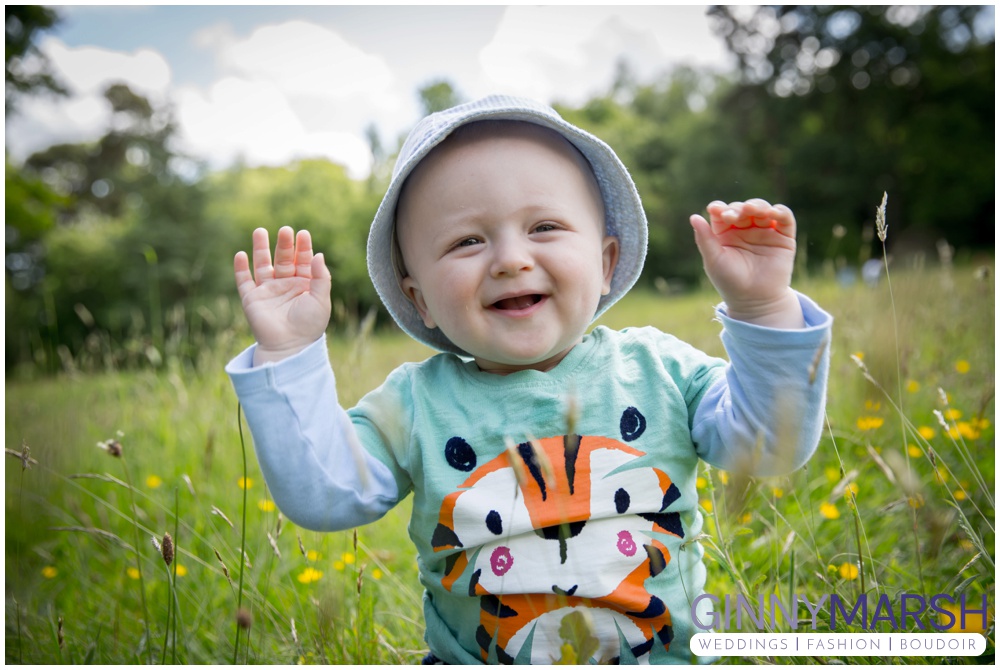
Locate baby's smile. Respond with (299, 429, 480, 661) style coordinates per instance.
(491, 293, 545, 312)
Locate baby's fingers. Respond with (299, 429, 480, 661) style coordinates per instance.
(272, 226, 297, 279)
(770, 203, 796, 237)
(234, 251, 256, 302)
(251, 228, 275, 282)
(294, 229, 314, 278)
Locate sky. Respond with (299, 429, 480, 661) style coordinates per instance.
(6, 4, 736, 179)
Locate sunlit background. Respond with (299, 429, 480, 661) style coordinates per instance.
(7, 5, 735, 178)
(4, 5, 994, 374)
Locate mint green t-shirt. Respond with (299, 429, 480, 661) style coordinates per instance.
(350, 325, 726, 664)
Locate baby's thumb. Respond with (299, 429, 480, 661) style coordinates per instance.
(690, 214, 721, 264)
(310, 253, 332, 301)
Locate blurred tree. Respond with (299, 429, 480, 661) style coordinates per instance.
(5, 5, 67, 113)
(8, 84, 215, 372)
(708, 5, 994, 262)
(418, 79, 462, 115)
(559, 66, 759, 288)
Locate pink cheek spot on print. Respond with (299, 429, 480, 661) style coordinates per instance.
(617, 530, 637, 557)
(491, 546, 513, 576)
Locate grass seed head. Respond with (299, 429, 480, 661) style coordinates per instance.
(236, 607, 252, 630)
(875, 191, 888, 242)
(210, 506, 234, 529)
(214, 548, 233, 585)
(97, 439, 122, 458)
(503, 437, 528, 491)
(161, 532, 174, 566)
(58, 615, 64, 649)
(267, 531, 281, 558)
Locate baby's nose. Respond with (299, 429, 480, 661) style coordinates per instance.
(490, 239, 534, 277)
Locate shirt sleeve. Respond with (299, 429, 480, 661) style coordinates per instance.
(225, 336, 401, 532)
(691, 292, 833, 476)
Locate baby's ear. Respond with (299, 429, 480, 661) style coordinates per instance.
(400, 277, 437, 329)
(601, 235, 620, 295)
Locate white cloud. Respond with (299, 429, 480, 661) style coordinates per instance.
(5, 37, 172, 160)
(222, 20, 393, 99)
(42, 36, 172, 98)
(477, 6, 730, 104)
(174, 20, 400, 176)
(174, 77, 372, 178)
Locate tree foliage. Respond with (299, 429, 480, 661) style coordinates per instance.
(707, 5, 995, 259)
(5, 5, 67, 112)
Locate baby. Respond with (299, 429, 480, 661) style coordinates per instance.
(227, 95, 832, 664)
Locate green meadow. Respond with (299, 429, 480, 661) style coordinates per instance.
(5, 263, 994, 664)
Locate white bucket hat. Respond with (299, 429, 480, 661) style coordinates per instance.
(367, 94, 648, 356)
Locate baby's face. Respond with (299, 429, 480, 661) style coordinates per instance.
(397, 126, 619, 374)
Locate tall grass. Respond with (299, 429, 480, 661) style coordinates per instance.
(5, 257, 994, 664)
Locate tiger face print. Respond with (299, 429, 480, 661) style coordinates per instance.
(432, 407, 684, 664)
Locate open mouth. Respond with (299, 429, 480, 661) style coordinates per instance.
(492, 294, 544, 311)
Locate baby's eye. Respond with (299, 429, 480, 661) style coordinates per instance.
(532, 222, 558, 234)
(455, 237, 481, 248)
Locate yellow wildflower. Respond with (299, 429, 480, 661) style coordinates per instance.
(717, 471, 729, 485)
(297, 567, 323, 584)
(820, 502, 840, 520)
(146, 474, 163, 489)
(956, 422, 980, 439)
(238, 477, 254, 490)
(341, 552, 356, 565)
(958, 539, 973, 550)
(771, 487, 784, 498)
(824, 467, 840, 482)
(695, 477, 707, 490)
(954, 489, 967, 501)
(856, 416, 884, 431)
(257, 499, 275, 512)
(41, 566, 58, 579)
(175, 565, 188, 577)
(907, 444, 922, 458)
(864, 400, 881, 411)
(934, 467, 949, 484)
(943, 408, 962, 421)
(371, 569, 383, 580)
(974, 418, 991, 430)
(853, 351, 864, 361)
(905, 380, 920, 393)
(333, 560, 346, 571)
(917, 426, 936, 440)
(739, 513, 752, 525)
(700, 499, 713, 512)
(908, 494, 924, 509)
(839, 562, 859, 580)
(127, 567, 141, 580)
(306, 550, 321, 562)
(954, 360, 971, 374)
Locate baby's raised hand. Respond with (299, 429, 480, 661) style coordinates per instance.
(690, 199, 803, 328)
(234, 226, 332, 364)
